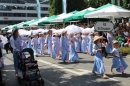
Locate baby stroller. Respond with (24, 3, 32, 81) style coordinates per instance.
(17, 48, 44, 86)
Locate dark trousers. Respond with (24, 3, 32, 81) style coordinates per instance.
(102, 47, 107, 57)
(4, 43, 9, 53)
(0, 69, 2, 82)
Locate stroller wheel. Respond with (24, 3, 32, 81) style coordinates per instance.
(18, 76, 22, 85)
(40, 79, 44, 86)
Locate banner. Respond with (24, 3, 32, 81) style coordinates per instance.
(62, 0, 67, 13)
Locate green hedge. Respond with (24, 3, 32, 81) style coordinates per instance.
(119, 47, 130, 55)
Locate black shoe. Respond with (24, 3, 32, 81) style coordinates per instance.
(0, 82, 5, 86)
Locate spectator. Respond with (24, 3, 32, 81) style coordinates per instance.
(124, 33, 130, 47)
(115, 33, 126, 47)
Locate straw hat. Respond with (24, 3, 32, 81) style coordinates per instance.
(93, 36, 102, 42)
(112, 40, 120, 47)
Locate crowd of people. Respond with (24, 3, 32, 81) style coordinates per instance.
(0, 20, 129, 85)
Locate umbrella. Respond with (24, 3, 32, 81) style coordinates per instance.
(65, 25, 81, 34)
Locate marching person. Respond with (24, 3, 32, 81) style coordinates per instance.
(69, 34, 79, 62)
(45, 30, 52, 57)
(92, 36, 108, 79)
(81, 33, 87, 53)
(74, 32, 81, 53)
(26, 36, 32, 48)
(110, 40, 128, 76)
(88, 32, 94, 56)
(52, 33, 60, 59)
(10, 29, 29, 77)
(106, 32, 113, 54)
(60, 31, 69, 62)
(31, 34, 38, 57)
(38, 33, 45, 55)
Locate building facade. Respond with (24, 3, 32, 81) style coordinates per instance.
(0, 0, 49, 28)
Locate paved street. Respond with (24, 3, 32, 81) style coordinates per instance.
(1, 50, 130, 86)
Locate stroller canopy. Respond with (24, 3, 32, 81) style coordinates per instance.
(21, 48, 34, 60)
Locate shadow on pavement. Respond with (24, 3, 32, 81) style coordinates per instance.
(1, 64, 124, 86)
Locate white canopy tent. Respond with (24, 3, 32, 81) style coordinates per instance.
(84, 4, 130, 22)
(28, 17, 48, 26)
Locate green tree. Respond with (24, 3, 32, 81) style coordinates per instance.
(67, 0, 88, 13)
(88, 0, 111, 8)
(123, 0, 130, 9)
(49, 0, 88, 16)
(49, 0, 62, 16)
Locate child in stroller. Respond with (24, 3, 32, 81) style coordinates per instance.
(17, 48, 44, 86)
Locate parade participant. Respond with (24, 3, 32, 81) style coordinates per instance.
(88, 32, 94, 56)
(45, 30, 52, 57)
(38, 33, 45, 55)
(74, 32, 81, 53)
(10, 29, 29, 77)
(81, 33, 87, 53)
(69, 33, 79, 62)
(85, 33, 89, 53)
(106, 31, 113, 54)
(92, 36, 108, 79)
(21, 40, 26, 49)
(110, 40, 128, 76)
(52, 33, 60, 59)
(102, 39, 108, 58)
(31, 34, 38, 57)
(94, 32, 99, 36)
(60, 31, 69, 62)
(26, 36, 32, 48)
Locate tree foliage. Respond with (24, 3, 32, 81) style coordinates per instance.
(49, 0, 88, 16)
(48, 0, 130, 16)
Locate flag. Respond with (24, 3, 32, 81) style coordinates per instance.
(62, 0, 67, 13)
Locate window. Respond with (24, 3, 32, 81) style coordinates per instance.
(3, 13, 7, 16)
(0, 21, 3, 24)
(0, 13, 3, 16)
(8, 13, 13, 17)
(21, 13, 26, 17)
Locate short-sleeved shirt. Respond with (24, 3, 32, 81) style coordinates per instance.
(112, 48, 119, 56)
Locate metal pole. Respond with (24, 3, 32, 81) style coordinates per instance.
(36, 0, 41, 18)
(26, 5, 27, 21)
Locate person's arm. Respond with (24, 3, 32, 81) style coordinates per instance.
(92, 44, 101, 54)
(111, 49, 120, 58)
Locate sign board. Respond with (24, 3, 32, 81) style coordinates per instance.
(4, 17, 8, 20)
(94, 22, 113, 32)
